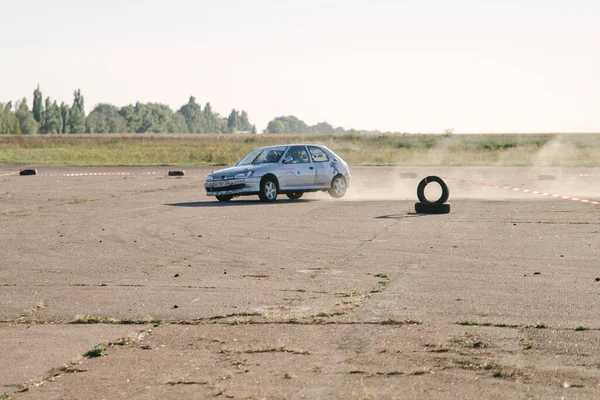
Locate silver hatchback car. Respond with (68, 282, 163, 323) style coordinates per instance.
(204, 144, 351, 202)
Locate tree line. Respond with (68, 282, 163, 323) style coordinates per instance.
(0, 87, 256, 135)
(1, 86, 372, 135)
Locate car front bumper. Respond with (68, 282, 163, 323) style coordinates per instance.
(204, 178, 261, 197)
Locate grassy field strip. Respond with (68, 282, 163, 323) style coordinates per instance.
(1, 133, 600, 166)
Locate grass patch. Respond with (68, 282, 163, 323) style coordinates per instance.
(19, 300, 47, 317)
(458, 320, 482, 326)
(458, 320, 519, 328)
(374, 273, 388, 278)
(69, 196, 88, 204)
(72, 315, 161, 325)
(379, 318, 422, 325)
(1, 133, 599, 166)
(84, 345, 106, 358)
(231, 346, 310, 355)
(167, 379, 208, 385)
(493, 322, 520, 328)
(575, 326, 589, 331)
(535, 323, 547, 329)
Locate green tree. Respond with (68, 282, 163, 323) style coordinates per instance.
(178, 96, 204, 133)
(168, 112, 188, 133)
(86, 104, 127, 133)
(266, 119, 287, 133)
(66, 90, 86, 133)
(0, 103, 19, 134)
(239, 110, 253, 132)
(68, 107, 85, 133)
(60, 102, 70, 133)
(312, 122, 335, 134)
(42, 98, 62, 134)
(14, 99, 38, 134)
(73, 89, 85, 116)
(227, 109, 239, 133)
(117, 102, 177, 133)
(265, 116, 312, 133)
(33, 85, 43, 124)
(137, 103, 174, 133)
(202, 102, 215, 133)
(119, 104, 141, 133)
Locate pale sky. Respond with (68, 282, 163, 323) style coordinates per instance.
(1, 0, 599, 133)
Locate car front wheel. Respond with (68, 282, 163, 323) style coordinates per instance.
(328, 175, 347, 198)
(259, 177, 278, 202)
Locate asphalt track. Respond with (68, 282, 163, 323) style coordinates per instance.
(1, 165, 599, 399)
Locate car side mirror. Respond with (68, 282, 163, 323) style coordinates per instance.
(283, 157, 293, 164)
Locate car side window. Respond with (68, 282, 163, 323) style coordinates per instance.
(308, 146, 329, 162)
(286, 146, 310, 164)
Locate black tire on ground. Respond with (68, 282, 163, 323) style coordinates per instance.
(414, 202, 451, 214)
(328, 175, 347, 199)
(168, 170, 185, 177)
(417, 176, 450, 204)
(19, 169, 37, 176)
(216, 195, 233, 202)
(259, 177, 278, 202)
(286, 192, 303, 200)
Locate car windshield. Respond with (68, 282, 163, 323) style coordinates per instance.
(237, 146, 287, 165)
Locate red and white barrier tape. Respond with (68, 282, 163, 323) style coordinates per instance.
(442, 176, 600, 206)
(40, 171, 158, 177)
(8, 169, 215, 178)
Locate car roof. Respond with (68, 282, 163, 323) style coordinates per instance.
(259, 144, 329, 150)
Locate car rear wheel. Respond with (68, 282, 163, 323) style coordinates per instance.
(286, 192, 303, 200)
(216, 195, 233, 202)
(328, 175, 347, 198)
(259, 177, 278, 202)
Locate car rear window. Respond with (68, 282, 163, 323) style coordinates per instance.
(308, 146, 329, 162)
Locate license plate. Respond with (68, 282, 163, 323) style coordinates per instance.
(208, 179, 241, 188)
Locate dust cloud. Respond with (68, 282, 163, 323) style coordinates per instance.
(343, 135, 600, 204)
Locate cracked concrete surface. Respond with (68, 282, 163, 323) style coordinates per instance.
(1, 165, 600, 399)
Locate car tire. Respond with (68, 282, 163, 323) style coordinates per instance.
(329, 175, 347, 198)
(286, 192, 303, 200)
(259, 177, 278, 202)
(414, 202, 451, 214)
(216, 195, 233, 202)
(417, 176, 449, 204)
(19, 169, 37, 176)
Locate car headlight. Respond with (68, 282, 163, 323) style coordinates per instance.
(234, 171, 254, 179)
(206, 174, 214, 181)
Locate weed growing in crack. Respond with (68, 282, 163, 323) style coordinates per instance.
(84, 345, 107, 358)
(458, 321, 519, 328)
(167, 379, 208, 385)
(72, 315, 161, 325)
